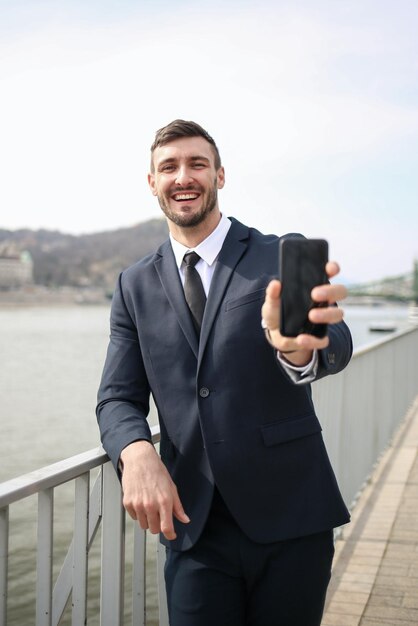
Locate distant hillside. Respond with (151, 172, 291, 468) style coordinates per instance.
(1, 220, 416, 302)
(0, 219, 168, 289)
(348, 264, 417, 303)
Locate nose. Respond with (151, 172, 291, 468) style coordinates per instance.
(175, 166, 194, 187)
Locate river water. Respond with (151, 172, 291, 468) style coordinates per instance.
(0, 302, 414, 624)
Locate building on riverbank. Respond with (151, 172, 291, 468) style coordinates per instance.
(0, 244, 33, 289)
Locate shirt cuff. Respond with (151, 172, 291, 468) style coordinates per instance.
(276, 349, 318, 385)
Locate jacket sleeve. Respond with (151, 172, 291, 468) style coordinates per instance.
(96, 272, 152, 474)
(315, 318, 353, 380)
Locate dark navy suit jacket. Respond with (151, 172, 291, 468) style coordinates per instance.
(97, 218, 352, 551)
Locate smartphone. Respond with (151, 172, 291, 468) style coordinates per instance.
(279, 238, 328, 338)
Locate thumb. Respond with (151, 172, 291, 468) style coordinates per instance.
(262, 279, 282, 330)
(265, 279, 282, 301)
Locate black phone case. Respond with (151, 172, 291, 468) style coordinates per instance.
(279, 238, 328, 338)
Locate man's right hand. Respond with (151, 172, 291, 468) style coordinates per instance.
(120, 440, 190, 541)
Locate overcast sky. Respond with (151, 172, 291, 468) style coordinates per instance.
(0, 0, 417, 283)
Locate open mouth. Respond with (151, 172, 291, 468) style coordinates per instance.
(172, 192, 200, 202)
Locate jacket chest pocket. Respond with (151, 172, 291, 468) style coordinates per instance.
(225, 288, 265, 312)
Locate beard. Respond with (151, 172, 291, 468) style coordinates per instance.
(157, 178, 218, 228)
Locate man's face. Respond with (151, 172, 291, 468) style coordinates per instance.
(148, 136, 225, 229)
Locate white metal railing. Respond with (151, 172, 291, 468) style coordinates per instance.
(313, 325, 418, 509)
(0, 427, 167, 626)
(1, 326, 418, 625)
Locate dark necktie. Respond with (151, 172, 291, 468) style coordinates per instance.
(183, 252, 206, 333)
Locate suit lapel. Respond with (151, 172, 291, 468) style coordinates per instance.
(199, 220, 249, 359)
(154, 220, 250, 361)
(154, 240, 199, 358)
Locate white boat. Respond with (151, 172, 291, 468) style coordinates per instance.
(369, 321, 397, 332)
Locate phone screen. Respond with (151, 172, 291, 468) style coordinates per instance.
(279, 238, 328, 338)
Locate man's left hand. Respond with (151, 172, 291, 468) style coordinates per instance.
(261, 261, 347, 366)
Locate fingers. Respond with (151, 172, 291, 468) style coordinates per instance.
(311, 283, 347, 304)
(124, 487, 183, 540)
(309, 305, 344, 325)
(149, 492, 176, 539)
(312, 261, 347, 306)
(172, 489, 191, 524)
(309, 278, 346, 328)
(326, 260, 340, 279)
(155, 486, 190, 541)
(140, 501, 161, 535)
(294, 333, 330, 352)
(120, 440, 189, 541)
(131, 487, 190, 539)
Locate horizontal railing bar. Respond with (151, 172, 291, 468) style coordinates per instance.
(0, 448, 107, 508)
(0, 426, 160, 508)
(351, 324, 417, 359)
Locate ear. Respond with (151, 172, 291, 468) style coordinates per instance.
(148, 173, 158, 196)
(217, 166, 225, 190)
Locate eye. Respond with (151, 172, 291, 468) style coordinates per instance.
(192, 162, 206, 169)
(160, 164, 176, 173)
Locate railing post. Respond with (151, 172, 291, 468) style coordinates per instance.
(156, 540, 169, 626)
(52, 472, 104, 625)
(132, 525, 146, 626)
(100, 463, 125, 626)
(36, 488, 54, 626)
(0, 506, 9, 626)
(72, 473, 90, 625)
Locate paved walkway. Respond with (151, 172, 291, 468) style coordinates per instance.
(322, 395, 418, 626)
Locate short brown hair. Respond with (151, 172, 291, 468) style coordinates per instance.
(150, 119, 222, 172)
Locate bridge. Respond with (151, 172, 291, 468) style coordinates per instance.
(1, 325, 418, 625)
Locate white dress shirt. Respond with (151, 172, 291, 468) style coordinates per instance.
(170, 212, 232, 296)
(170, 214, 317, 384)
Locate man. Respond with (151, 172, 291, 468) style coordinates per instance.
(97, 120, 352, 626)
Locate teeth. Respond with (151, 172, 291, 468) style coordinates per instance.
(174, 193, 198, 200)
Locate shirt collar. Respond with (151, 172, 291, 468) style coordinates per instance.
(170, 213, 232, 269)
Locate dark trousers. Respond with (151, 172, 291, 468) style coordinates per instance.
(164, 489, 334, 626)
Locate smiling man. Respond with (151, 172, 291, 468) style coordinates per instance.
(149, 135, 224, 233)
(148, 132, 226, 260)
(97, 119, 352, 626)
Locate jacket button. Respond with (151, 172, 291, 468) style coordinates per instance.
(199, 387, 210, 398)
